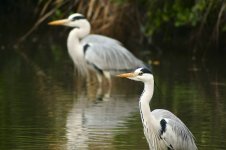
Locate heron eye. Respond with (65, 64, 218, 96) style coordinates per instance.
(138, 72, 143, 76)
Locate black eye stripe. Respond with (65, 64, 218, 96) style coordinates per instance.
(140, 68, 152, 74)
(71, 16, 86, 21)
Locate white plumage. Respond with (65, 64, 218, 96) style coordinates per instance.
(49, 13, 147, 83)
(117, 68, 197, 150)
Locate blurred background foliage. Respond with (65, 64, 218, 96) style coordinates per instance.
(1, 0, 226, 57)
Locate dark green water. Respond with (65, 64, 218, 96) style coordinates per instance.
(1, 31, 226, 150)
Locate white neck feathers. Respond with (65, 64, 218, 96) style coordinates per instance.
(139, 79, 159, 149)
(139, 80, 155, 124)
(67, 28, 89, 75)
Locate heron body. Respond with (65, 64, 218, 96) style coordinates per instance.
(48, 13, 146, 84)
(118, 68, 197, 150)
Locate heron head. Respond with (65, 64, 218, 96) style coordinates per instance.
(117, 67, 153, 82)
(48, 13, 90, 29)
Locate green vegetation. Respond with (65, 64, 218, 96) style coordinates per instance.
(1, 0, 226, 55)
(136, 0, 226, 52)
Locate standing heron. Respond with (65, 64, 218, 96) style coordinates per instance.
(48, 13, 147, 85)
(117, 68, 197, 150)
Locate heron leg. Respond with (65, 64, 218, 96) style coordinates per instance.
(103, 71, 111, 98)
(103, 71, 112, 88)
(96, 73, 103, 85)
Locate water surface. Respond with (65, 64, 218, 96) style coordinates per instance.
(0, 33, 226, 150)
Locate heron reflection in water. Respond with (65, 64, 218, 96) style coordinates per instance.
(48, 13, 148, 97)
(66, 91, 139, 149)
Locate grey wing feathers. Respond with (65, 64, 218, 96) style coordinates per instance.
(152, 109, 197, 149)
(81, 34, 146, 74)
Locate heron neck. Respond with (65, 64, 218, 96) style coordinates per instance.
(69, 22, 90, 40)
(67, 25, 90, 48)
(68, 28, 79, 44)
(67, 29, 81, 57)
(139, 80, 158, 149)
(67, 29, 88, 75)
(140, 81, 154, 107)
(139, 81, 155, 127)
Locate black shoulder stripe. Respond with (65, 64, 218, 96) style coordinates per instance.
(160, 119, 167, 135)
(83, 44, 90, 54)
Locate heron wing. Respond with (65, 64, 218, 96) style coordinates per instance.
(152, 109, 197, 149)
(81, 34, 147, 75)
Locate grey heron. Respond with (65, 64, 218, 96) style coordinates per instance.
(48, 13, 147, 85)
(117, 68, 197, 150)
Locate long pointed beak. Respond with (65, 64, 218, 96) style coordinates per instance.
(117, 73, 135, 78)
(48, 19, 69, 26)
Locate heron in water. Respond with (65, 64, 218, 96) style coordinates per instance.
(117, 68, 197, 150)
(48, 13, 147, 85)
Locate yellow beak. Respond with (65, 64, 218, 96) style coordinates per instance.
(48, 19, 69, 26)
(117, 73, 135, 78)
